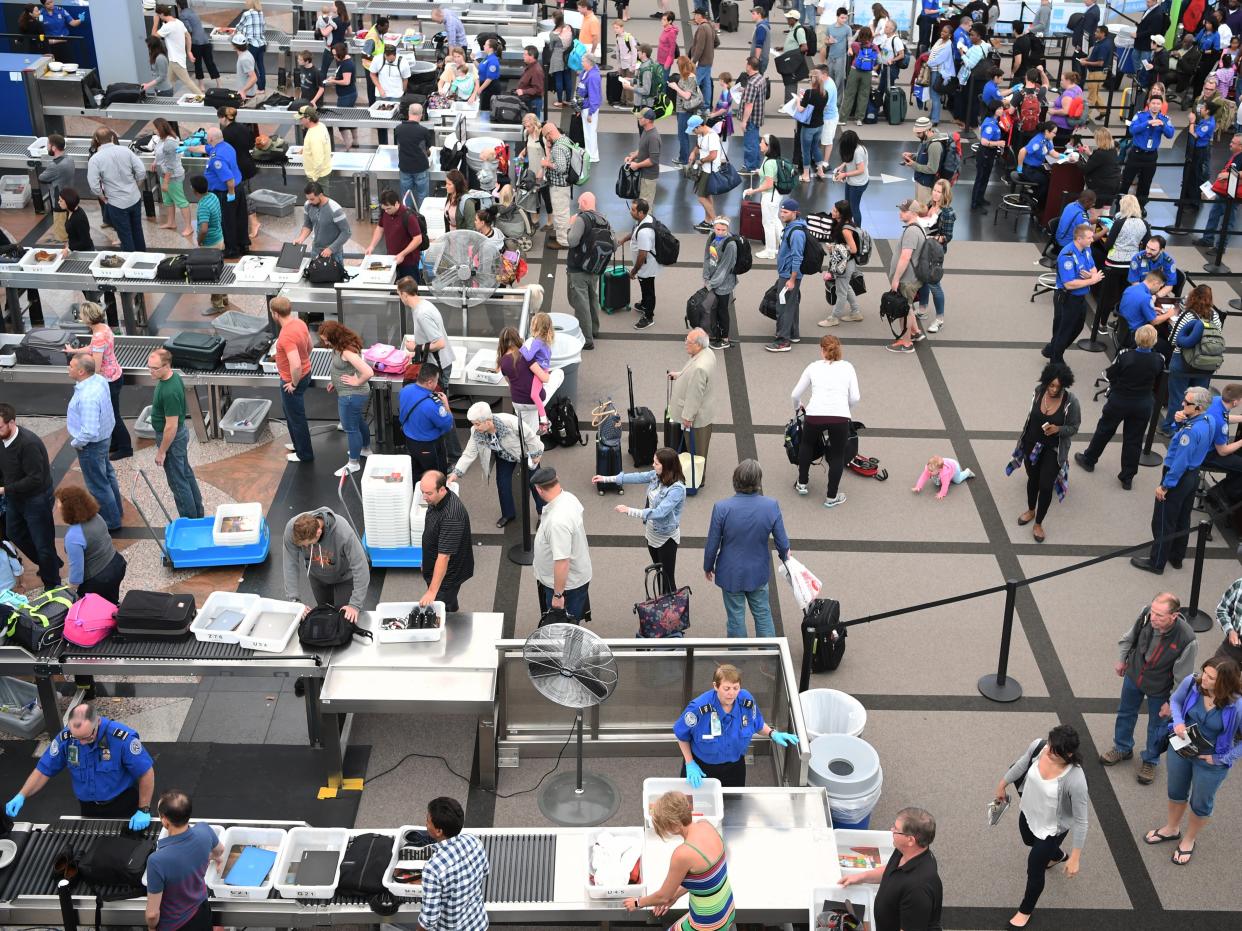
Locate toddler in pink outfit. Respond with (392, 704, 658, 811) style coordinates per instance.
(912, 455, 975, 499)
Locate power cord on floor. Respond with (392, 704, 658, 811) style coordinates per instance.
(363, 727, 576, 799)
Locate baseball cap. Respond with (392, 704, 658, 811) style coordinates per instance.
(914, 116, 932, 132)
(780, 197, 800, 212)
(529, 466, 559, 488)
(231, 32, 248, 46)
(896, 198, 918, 212)
(785, 8, 801, 18)
(641, 108, 658, 121)
(298, 105, 317, 120)
(685, 115, 704, 133)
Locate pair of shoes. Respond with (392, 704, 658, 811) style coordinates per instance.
(286, 452, 309, 463)
(634, 315, 655, 330)
(496, 515, 515, 529)
(709, 338, 729, 349)
(840, 313, 865, 322)
(695, 220, 713, 232)
(1119, 475, 1133, 490)
(765, 340, 792, 352)
(1017, 511, 1035, 526)
(927, 319, 943, 333)
(1130, 556, 1163, 574)
(1169, 558, 1183, 570)
(1099, 747, 1133, 766)
(886, 342, 915, 353)
(583, 341, 596, 350)
(109, 450, 133, 462)
(333, 461, 361, 477)
(817, 316, 840, 327)
(794, 482, 808, 496)
(755, 250, 777, 259)
(1137, 761, 1158, 784)
(823, 493, 846, 508)
(1045, 851, 1069, 870)
(1074, 452, 1095, 472)
(911, 331, 927, 342)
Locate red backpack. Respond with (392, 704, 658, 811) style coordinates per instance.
(1018, 90, 1042, 133)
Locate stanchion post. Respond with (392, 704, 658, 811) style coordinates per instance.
(1140, 371, 1167, 467)
(978, 579, 1024, 703)
(508, 415, 536, 566)
(1076, 302, 1107, 352)
(1186, 519, 1215, 632)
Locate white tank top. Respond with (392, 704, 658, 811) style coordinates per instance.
(1019, 758, 1064, 839)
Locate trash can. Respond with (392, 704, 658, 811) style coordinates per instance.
(0, 677, 43, 738)
(807, 734, 883, 830)
(135, 405, 158, 439)
(549, 312, 585, 405)
(212, 310, 270, 339)
(800, 689, 867, 741)
(220, 398, 273, 444)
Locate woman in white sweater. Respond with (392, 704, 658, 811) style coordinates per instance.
(790, 334, 860, 508)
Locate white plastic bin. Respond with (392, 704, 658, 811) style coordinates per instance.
(237, 599, 302, 653)
(273, 827, 349, 899)
(0, 677, 43, 738)
(809, 884, 876, 930)
(220, 398, 273, 444)
(192, 591, 261, 644)
(585, 827, 644, 900)
(383, 824, 435, 899)
(809, 734, 884, 829)
(212, 310, 270, 339)
(372, 601, 445, 643)
(208, 825, 289, 899)
(642, 777, 724, 830)
(800, 689, 867, 740)
(135, 405, 157, 439)
(212, 502, 264, 547)
(0, 177, 32, 208)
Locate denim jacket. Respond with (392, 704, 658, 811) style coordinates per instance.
(610, 471, 686, 537)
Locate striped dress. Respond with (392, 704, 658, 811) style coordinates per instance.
(671, 835, 735, 931)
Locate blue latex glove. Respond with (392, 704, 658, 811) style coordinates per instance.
(770, 731, 799, 747)
(5, 794, 23, 817)
(684, 760, 705, 788)
(226, 192, 236, 202)
(128, 809, 152, 831)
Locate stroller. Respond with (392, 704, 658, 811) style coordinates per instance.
(494, 202, 534, 253)
(785, 412, 890, 482)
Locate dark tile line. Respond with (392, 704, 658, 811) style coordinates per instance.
(846, 693, 1120, 715)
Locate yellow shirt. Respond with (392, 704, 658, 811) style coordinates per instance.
(302, 122, 332, 182)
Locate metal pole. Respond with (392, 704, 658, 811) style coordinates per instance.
(574, 709, 584, 794)
(1076, 301, 1108, 352)
(1140, 371, 1167, 467)
(978, 579, 1023, 702)
(57, 879, 78, 931)
(1186, 519, 1215, 633)
(508, 413, 535, 565)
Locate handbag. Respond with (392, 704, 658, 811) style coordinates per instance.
(678, 427, 705, 496)
(794, 102, 814, 125)
(681, 162, 703, 184)
(634, 563, 690, 638)
(706, 157, 741, 196)
(850, 272, 867, 296)
(759, 282, 782, 320)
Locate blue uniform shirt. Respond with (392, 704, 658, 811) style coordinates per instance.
(982, 80, 1003, 107)
(1056, 242, 1095, 295)
(1023, 135, 1052, 172)
(980, 116, 1002, 145)
(1118, 282, 1157, 331)
(203, 141, 242, 191)
(1204, 396, 1232, 450)
(1198, 30, 1221, 53)
(397, 383, 454, 441)
(36, 715, 154, 803)
(1056, 203, 1088, 248)
(1129, 110, 1176, 152)
(1128, 249, 1176, 285)
(673, 687, 767, 765)
(478, 53, 501, 84)
(41, 5, 76, 38)
(1194, 116, 1217, 148)
(1164, 413, 1213, 487)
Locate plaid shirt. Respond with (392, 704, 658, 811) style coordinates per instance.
(237, 9, 267, 46)
(419, 834, 489, 931)
(546, 138, 572, 187)
(1216, 578, 1242, 635)
(738, 74, 767, 127)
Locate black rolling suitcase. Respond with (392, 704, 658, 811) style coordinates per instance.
(596, 435, 624, 493)
(720, 1, 739, 31)
(626, 365, 658, 467)
(803, 597, 846, 673)
(165, 331, 225, 371)
(186, 247, 225, 282)
(600, 264, 630, 313)
(606, 72, 623, 105)
(114, 590, 196, 639)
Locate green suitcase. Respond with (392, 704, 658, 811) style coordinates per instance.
(600, 264, 630, 314)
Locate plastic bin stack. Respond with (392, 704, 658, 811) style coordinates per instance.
(361, 455, 414, 548)
(549, 312, 586, 404)
(0, 677, 42, 738)
(135, 406, 158, 439)
(807, 733, 883, 830)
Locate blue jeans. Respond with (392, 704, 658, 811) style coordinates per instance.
(251, 44, 267, 91)
(6, 488, 61, 588)
(1114, 675, 1169, 765)
(1162, 353, 1212, 432)
(843, 182, 866, 227)
(1166, 749, 1231, 817)
(164, 424, 203, 519)
(400, 170, 430, 210)
(917, 280, 945, 317)
(1202, 197, 1239, 247)
(108, 377, 132, 457)
(800, 125, 823, 170)
(541, 582, 590, 620)
(743, 123, 761, 171)
(553, 69, 572, 102)
(723, 583, 775, 637)
(77, 439, 123, 530)
(529, 97, 544, 120)
(930, 85, 942, 123)
(281, 377, 314, 461)
(106, 200, 146, 252)
(495, 456, 546, 522)
(677, 111, 692, 162)
(695, 65, 713, 111)
(337, 393, 370, 461)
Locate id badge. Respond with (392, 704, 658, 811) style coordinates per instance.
(67, 744, 79, 767)
(709, 713, 722, 738)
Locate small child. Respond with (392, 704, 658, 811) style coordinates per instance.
(912, 455, 975, 499)
(1215, 54, 1236, 100)
(709, 73, 735, 141)
(521, 312, 555, 432)
(450, 63, 476, 100)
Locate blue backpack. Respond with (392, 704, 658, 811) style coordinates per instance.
(567, 40, 587, 72)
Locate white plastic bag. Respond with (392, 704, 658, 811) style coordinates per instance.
(779, 556, 822, 612)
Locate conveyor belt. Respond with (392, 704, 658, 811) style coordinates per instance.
(0, 820, 159, 901)
(479, 833, 557, 903)
(60, 638, 321, 664)
(0, 138, 93, 159)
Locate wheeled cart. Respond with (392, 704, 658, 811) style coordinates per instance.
(133, 470, 271, 569)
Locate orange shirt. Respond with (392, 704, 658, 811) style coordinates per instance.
(580, 13, 600, 50)
(275, 317, 311, 384)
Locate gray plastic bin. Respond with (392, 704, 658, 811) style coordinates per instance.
(212, 310, 270, 339)
(250, 189, 297, 217)
(135, 405, 157, 439)
(0, 677, 43, 738)
(220, 398, 273, 444)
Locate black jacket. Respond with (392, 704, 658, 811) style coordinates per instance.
(1105, 347, 1164, 398)
(1083, 148, 1122, 201)
(0, 427, 53, 500)
(222, 121, 258, 180)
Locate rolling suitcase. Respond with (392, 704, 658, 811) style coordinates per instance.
(719, 1, 739, 32)
(626, 365, 658, 467)
(606, 72, 623, 105)
(864, 89, 881, 124)
(887, 85, 907, 124)
(114, 590, 195, 639)
(164, 331, 225, 371)
(600, 264, 630, 313)
(741, 200, 764, 241)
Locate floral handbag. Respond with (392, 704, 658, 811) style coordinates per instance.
(634, 564, 690, 638)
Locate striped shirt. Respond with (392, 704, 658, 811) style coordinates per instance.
(67, 374, 115, 448)
(419, 834, 489, 931)
(679, 834, 735, 931)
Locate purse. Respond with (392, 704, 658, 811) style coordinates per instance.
(634, 563, 690, 638)
(706, 157, 741, 196)
(850, 272, 867, 296)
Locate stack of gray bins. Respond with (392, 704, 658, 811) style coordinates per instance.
(211, 310, 270, 339)
(0, 677, 42, 738)
(220, 398, 273, 444)
(250, 189, 297, 217)
(134, 406, 158, 439)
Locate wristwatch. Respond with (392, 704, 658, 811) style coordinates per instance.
(553, 591, 564, 599)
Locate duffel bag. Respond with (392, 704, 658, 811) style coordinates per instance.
(5, 585, 72, 651)
(114, 590, 195, 638)
(203, 87, 243, 109)
(155, 254, 188, 282)
(304, 255, 347, 285)
(101, 82, 146, 107)
(489, 94, 524, 124)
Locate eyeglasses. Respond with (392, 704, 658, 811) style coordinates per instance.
(891, 825, 912, 836)
(1182, 400, 1200, 408)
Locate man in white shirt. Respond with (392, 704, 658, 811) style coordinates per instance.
(153, 5, 202, 95)
(531, 467, 592, 621)
(369, 45, 411, 145)
(686, 115, 722, 232)
(398, 276, 460, 458)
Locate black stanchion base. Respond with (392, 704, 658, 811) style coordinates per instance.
(978, 674, 1024, 703)
(1140, 451, 1165, 467)
(1230, 298, 1242, 311)
(1187, 608, 1214, 634)
(1204, 262, 1232, 275)
(508, 544, 535, 566)
(1075, 337, 1107, 353)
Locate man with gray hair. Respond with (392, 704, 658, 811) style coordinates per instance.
(187, 126, 245, 257)
(395, 101, 435, 208)
(703, 460, 790, 637)
(1133, 386, 1214, 574)
(66, 354, 123, 531)
(668, 328, 717, 466)
(839, 806, 943, 931)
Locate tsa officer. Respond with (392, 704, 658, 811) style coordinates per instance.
(672, 664, 798, 788)
(39, 0, 84, 64)
(5, 702, 154, 829)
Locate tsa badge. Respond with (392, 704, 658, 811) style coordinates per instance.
(684, 711, 697, 727)
(130, 738, 143, 756)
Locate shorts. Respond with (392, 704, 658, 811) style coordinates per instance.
(695, 170, 714, 197)
(163, 177, 189, 208)
(898, 281, 920, 302)
(821, 118, 839, 148)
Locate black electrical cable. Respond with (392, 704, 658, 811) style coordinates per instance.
(363, 726, 577, 799)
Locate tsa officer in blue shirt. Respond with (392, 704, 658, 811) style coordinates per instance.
(1018, 121, 1057, 211)
(398, 363, 455, 479)
(473, 39, 505, 110)
(972, 99, 1007, 211)
(672, 664, 798, 788)
(1179, 382, 1242, 507)
(1044, 222, 1104, 364)
(1133, 385, 1214, 574)
(1117, 270, 1175, 346)
(39, 0, 83, 63)
(1121, 94, 1175, 202)
(1055, 190, 1099, 250)
(5, 702, 155, 827)
(189, 127, 246, 258)
(1128, 236, 1178, 296)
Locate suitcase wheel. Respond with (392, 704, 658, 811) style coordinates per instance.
(517, 235, 533, 252)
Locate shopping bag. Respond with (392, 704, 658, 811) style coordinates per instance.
(634, 564, 690, 638)
(778, 556, 823, 612)
(678, 428, 705, 497)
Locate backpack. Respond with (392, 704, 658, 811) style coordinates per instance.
(848, 224, 873, 266)
(727, 234, 752, 275)
(1065, 93, 1087, 126)
(798, 25, 818, 59)
(63, 593, 117, 648)
(937, 132, 962, 182)
(5, 585, 72, 651)
(772, 157, 798, 195)
(1017, 89, 1042, 133)
(155, 254, 188, 282)
(77, 833, 155, 889)
(784, 409, 804, 464)
(363, 343, 412, 374)
(783, 222, 824, 275)
(638, 58, 665, 99)
(648, 217, 681, 266)
(913, 226, 945, 284)
(251, 134, 289, 163)
(338, 832, 396, 896)
(297, 604, 374, 649)
(203, 87, 243, 110)
(570, 210, 615, 274)
(1181, 315, 1226, 371)
(567, 39, 587, 72)
(546, 395, 587, 448)
(559, 137, 590, 185)
(852, 47, 877, 71)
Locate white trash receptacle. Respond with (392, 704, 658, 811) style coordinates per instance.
(800, 688, 867, 740)
(808, 734, 883, 829)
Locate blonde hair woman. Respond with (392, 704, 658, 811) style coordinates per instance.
(64, 301, 131, 459)
(916, 179, 955, 332)
(1098, 194, 1150, 328)
(1083, 126, 1121, 207)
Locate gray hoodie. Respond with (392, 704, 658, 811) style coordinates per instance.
(281, 507, 370, 610)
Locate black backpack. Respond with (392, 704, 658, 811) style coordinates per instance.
(803, 597, 846, 673)
(304, 255, 348, 285)
(100, 82, 145, 107)
(155, 254, 188, 282)
(727, 234, 752, 275)
(1013, 740, 1048, 795)
(545, 396, 586, 449)
(298, 604, 373, 649)
(784, 223, 824, 275)
(77, 834, 154, 889)
(222, 332, 274, 364)
(570, 211, 615, 275)
(648, 217, 681, 266)
(338, 833, 396, 896)
(203, 87, 242, 110)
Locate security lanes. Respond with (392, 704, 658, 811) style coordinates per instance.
(0, 790, 841, 926)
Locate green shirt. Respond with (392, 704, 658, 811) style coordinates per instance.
(196, 192, 223, 246)
(782, 25, 805, 53)
(761, 157, 779, 180)
(151, 372, 187, 434)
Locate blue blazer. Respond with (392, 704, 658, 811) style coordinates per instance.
(703, 493, 790, 593)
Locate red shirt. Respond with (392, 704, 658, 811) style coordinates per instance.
(379, 206, 423, 267)
(275, 317, 311, 384)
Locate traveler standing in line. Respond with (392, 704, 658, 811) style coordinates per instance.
(687, 114, 723, 231)
(672, 56, 704, 166)
(886, 199, 928, 354)
(419, 797, 490, 931)
(217, 106, 260, 243)
(833, 129, 869, 225)
(690, 8, 716, 106)
(839, 807, 943, 931)
(69, 301, 132, 461)
(325, 42, 358, 150)
(614, 197, 659, 330)
(736, 56, 768, 173)
(186, 127, 243, 257)
(146, 350, 203, 521)
(658, 12, 679, 80)
(38, 133, 73, 243)
(514, 45, 546, 120)
(145, 790, 223, 931)
(819, 200, 864, 326)
(824, 8, 852, 87)
(1010, 363, 1080, 544)
(530, 467, 592, 618)
(767, 198, 808, 353)
(566, 192, 609, 343)
(189, 176, 229, 314)
(1214, 578, 1242, 665)
(593, 448, 687, 594)
(751, 6, 772, 75)
(916, 178, 955, 333)
(315, 3, 351, 79)
(1100, 592, 1197, 784)
(292, 182, 351, 266)
(704, 459, 790, 637)
(0, 403, 62, 589)
(66, 354, 123, 533)
(153, 118, 192, 237)
(791, 334, 859, 508)
(230, 32, 258, 100)
(177, 0, 219, 85)
(270, 296, 314, 465)
(668, 328, 717, 462)
(546, 13, 574, 108)
(364, 189, 424, 282)
(780, 10, 810, 103)
(55, 486, 126, 605)
(796, 68, 829, 182)
(702, 218, 738, 349)
(1159, 285, 1223, 437)
(153, 4, 202, 96)
(541, 122, 574, 248)
(839, 27, 877, 124)
(142, 36, 175, 99)
(237, 0, 268, 92)
(418, 471, 474, 613)
(991, 726, 1089, 929)
(298, 106, 333, 186)
(744, 134, 785, 259)
(625, 109, 663, 208)
(317, 321, 373, 477)
(86, 127, 147, 253)
(578, 54, 603, 163)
